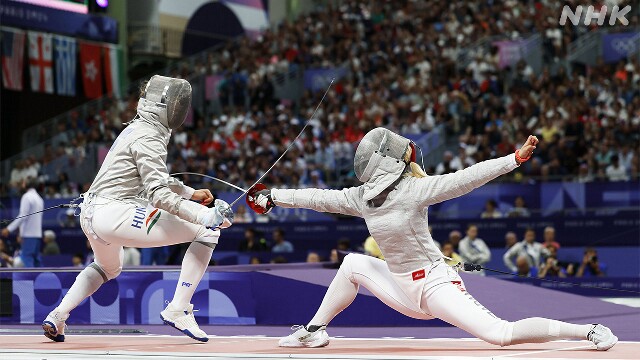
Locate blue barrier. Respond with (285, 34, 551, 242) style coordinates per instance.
(1, 266, 637, 326)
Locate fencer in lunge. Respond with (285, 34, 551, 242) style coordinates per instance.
(43, 75, 234, 343)
(251, 127, 617, 350)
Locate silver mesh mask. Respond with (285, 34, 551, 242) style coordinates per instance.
(139, 75, 192, 129)
(354, 127, 411, 182)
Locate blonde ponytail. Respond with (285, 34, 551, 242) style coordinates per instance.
(406, 162, 428, 178)
(402, 147, 428, 178)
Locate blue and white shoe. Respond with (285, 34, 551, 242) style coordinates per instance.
(42, 310, 68, 342)
(160, 302, 208, 342)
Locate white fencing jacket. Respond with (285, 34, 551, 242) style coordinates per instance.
(272, 154, 519, 274)
(85, 118, 203, 222)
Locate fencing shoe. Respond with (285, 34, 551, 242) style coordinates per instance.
(279, 324, 330, 348)
(160, 302, 208, 342)
(587, 324, 618, 350)
(42, 309, 69, 342)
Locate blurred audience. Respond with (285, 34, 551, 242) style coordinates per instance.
(42, 230, 60, 255)
(123, 247, 141, 266)
(481, 199, 503, 219)
(458, 225, 491, 275)
(271, 228, 294, 253)
(503, 228, 546, 272)
(239, 228, 269, 252)
(507, 196, 531, 218)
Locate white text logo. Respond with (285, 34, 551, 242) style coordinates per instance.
(559, 5, 631, 26)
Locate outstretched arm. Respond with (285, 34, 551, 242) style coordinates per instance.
(272, 187, 363, 217)
(416, 136, 538, 207)
(262, 187, 364, 217)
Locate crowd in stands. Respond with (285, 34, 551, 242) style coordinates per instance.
(0, 1, 637, 277)
(3, 0, 639, 199)
(0, 223, 608, 280)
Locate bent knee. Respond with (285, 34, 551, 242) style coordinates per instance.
(91, 262, 121, 281)
(477, 320, 513, 346)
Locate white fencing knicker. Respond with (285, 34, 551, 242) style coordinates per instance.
(80, 193, 219, 279)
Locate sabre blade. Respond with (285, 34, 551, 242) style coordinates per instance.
(229, 78, 336, 207)
(170, 172, 247, 192)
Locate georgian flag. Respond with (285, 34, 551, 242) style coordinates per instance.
(28, 31, 54, 93)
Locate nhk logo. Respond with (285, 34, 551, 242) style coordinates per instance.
(559, 5, 631, 26)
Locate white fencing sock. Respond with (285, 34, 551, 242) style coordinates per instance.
(56, 265, 105, 315)
(510, 317, 593, 345)
(307, 266, 358, 327)
(170, 241, 213, 309)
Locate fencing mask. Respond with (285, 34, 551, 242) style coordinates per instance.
(137, 75, 192, 130)
(354, 127, 414, 201)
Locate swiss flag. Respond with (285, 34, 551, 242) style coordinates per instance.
(79, 42, 103, 99)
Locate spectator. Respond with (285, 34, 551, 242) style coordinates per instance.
(542, 227, 560, 250)
(123, 247, 141, 266)
(306, 252, 321, 263)
(504, 231, 518, 249)
(576, 248, 606, 277)
(60, 208, 78, 228)
(1, 178, 44, 267)
(141, 247, 168, 266)
(458, 225, 491, 276)
(306, 170, 328, 189)
(239, 228, 269, 252)
(538, 244, 566, 278)
(0, 239, 15, 267)
(606, 155, 629, 182)
(71, 253, 84, 267)
(481, 199, 503, 219)
(363, 236, 384, 260)
(271, 228, 294, 253)
(250, 256, 261, 265)
(503, 228, 545, 272)
(441, 241, 463, 267)
(515, 255, 537, 277)
(337, 238, 351, 252)
(448, 230, 462, 250)
(42, 230, 60, 255)
(435, 151, 461, 175)
(234, 205, 253, 223)
(575, 163, 594, 183)
(507, 196, 531, 218)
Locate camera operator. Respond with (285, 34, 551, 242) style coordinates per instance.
(538, 244, 566, 278)
(576, 247, 606, 278)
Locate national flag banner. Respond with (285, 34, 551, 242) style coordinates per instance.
(103, 44, 124, 98)
(28, 31, 54, 93)
(79, 41, 103, 99)
(1, 27, 26, 91)
(53, 35, 77, 96)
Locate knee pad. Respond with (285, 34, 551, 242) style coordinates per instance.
(89, 262, 120, 281)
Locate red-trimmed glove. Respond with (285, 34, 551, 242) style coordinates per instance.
(246, 183, 275, 214)
(515, 149, 531, 165)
